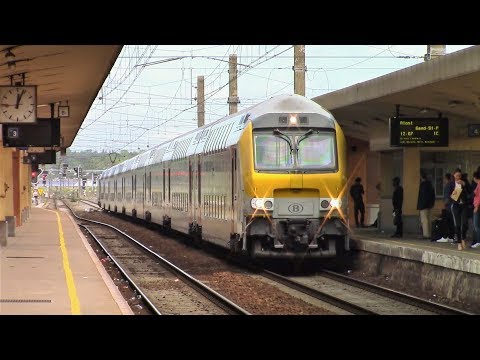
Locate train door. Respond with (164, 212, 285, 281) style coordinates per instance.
(188, 159, 193, 223)
(231, 147, 237, 232)
(141, 170, 146, 218)
(162, 167, 166, 207)
(168, 167, 171, 204)
(148, 171, 152, 206)
(122, 177, 125, 212)
(134, 174, 137, 209)
(197, 155, 202, 226)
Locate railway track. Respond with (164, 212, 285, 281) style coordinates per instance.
(79, 199, 101, 209)
(66, 199, 473, 315)
(59, 199, 250, 315)
(257, 269, 473, 315)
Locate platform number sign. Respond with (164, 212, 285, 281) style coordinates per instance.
(7, 127, 19, 138)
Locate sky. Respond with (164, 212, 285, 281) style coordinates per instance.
(71, 45, 473, 153)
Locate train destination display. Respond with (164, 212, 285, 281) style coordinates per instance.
(390, 117, 448, 147)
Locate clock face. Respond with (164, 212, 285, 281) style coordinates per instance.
(0, 86, 37, 123)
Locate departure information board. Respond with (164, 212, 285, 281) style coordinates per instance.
(390, 117, 449, 147)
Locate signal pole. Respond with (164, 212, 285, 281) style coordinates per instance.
(197, 76, 205, 127)
(293, 45, 306, 96)
(228, 54, 240, 115)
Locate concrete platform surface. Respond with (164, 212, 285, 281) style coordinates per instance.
(351, 227, 480, 275)
(0, 206, 133, 315)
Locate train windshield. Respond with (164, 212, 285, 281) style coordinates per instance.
(254, 131, 336, 171)
(254, 134, 293, 169)
(297, 133, 336, 168)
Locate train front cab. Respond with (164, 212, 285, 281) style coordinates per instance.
(238, 112, 349, 259)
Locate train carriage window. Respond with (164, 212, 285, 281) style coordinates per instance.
(223, 123, 233, 149)
(221, 124, 229, 150)
(222, 122, 234, 149)
(206, 128, 217, 153)
(213, 126, 222, 152)
(218, 125, 227, 151)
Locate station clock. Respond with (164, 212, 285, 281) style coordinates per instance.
(0, 85, 37, 123)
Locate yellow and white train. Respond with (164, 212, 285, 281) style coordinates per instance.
(98, 94, 349, 258)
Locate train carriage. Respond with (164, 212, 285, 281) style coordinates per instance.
(98, 94, 349, 259)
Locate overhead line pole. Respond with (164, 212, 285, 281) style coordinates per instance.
(293, 45, 306, 96)
(197, 76, 205, 127)
(228, 54, 240, 115)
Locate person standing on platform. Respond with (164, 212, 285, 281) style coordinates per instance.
(471, 171, 480, 248)
(350, 177, 366, 228)
(448, 168, 469, 250)
(442, 173, 455, 241)
(391, 177, 403, 238)
(33, 188, 39, 206)
(417, 173, 436, 239)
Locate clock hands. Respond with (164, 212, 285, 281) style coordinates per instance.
(15, 89, 26, 109)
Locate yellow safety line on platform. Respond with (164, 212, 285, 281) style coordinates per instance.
(55, 211, 81, 315)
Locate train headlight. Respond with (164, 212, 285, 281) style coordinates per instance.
(330, 198, 341, 209)
(263, 200, 273, 210)
(289, 115, 298, 125)
(320, 200, 330, 209)
(251, 198, 274, 210)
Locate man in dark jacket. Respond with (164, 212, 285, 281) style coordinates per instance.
(417, 173, 436, 239)
(391, 176, 403, 237)
(350, 177, 365, 228)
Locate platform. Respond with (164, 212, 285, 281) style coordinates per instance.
(351, 227, 480, 275)
(349, 227, 480, 311)
(0, 204, 132, 315)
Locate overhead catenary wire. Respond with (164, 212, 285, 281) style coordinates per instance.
(73, 45, 432, 152)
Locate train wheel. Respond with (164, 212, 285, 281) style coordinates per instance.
(248, 237, 262, 259)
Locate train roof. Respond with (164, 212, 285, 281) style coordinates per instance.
(100, 94, 336, 178)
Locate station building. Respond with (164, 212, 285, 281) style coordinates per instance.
(313, 45, 480, 235)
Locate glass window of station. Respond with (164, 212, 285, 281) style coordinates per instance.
(421, 151, 480, 197)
